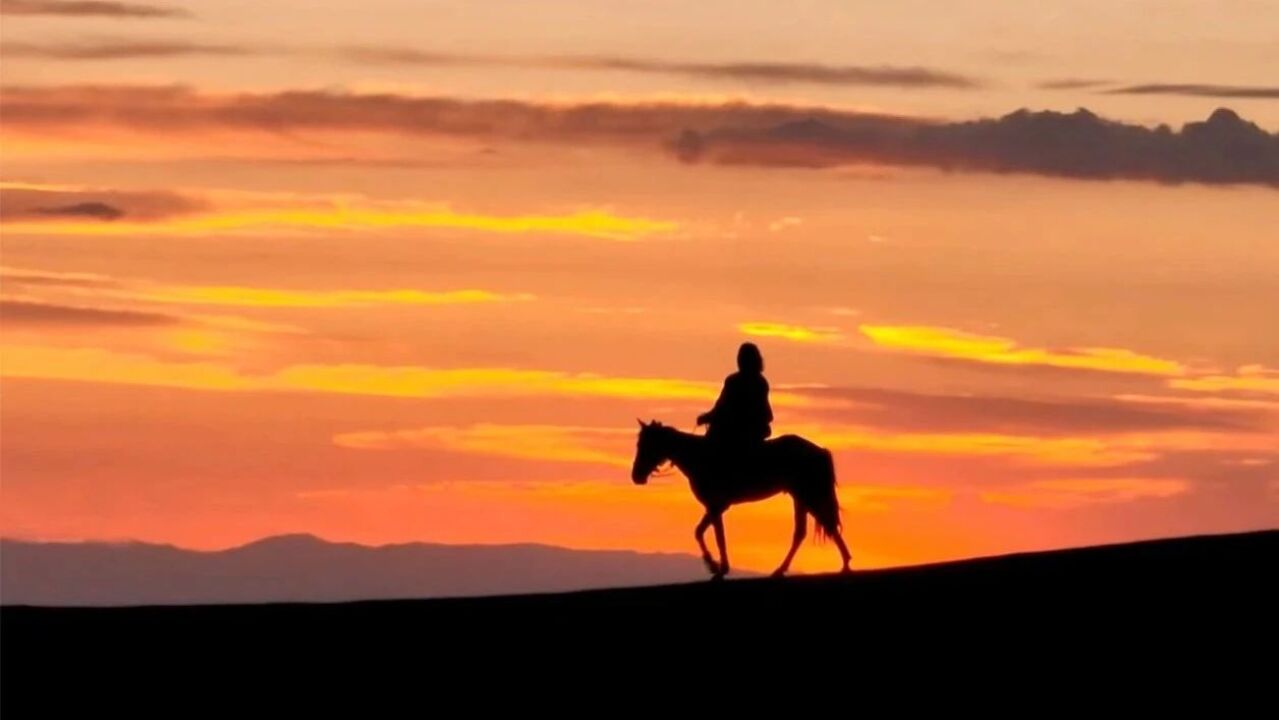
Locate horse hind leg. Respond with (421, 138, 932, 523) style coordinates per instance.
(830, 525, 852, 574)
(695, 512, 721, 576)
(772, 496, 807, 578)
(808, 501, 852, 574)
(803, 460, 852, 573)
(815, 491, 852, 573)
(711, 513, 729, 579)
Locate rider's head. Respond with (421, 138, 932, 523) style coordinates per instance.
(737, 342, 764, 374)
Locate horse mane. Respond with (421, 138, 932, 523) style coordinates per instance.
(648, 421, 701, 443)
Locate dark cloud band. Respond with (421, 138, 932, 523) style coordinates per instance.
(676, 107, 1279, 186)
(344, 47, 981, 89)
(1105, 84, 1279, 100)
(1, 187, 205, 222)
(0, 0, 186, 18)
(5, 40, 247, 60)
(796, 386, 1270, 436)
(3, 85, 1275, 187)
(0, 299, 178, 327)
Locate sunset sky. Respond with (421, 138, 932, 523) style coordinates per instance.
(2, 0, 1276, 573)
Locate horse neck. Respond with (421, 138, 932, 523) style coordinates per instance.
(661, 429, 705, 476)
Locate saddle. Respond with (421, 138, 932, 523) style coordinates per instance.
(705, 432, 772, 478)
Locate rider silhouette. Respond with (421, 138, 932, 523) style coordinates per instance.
(697, 342, 773, 452)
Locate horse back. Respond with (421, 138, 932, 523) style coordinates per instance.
(767, 434, 818, 450)
(765, 433, 828, 456)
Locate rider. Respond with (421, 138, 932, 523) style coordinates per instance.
(697, 342, 773, 455)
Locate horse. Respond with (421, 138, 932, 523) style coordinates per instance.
(631, 419, 852, 579)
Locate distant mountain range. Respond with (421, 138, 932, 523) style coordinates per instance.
(0, 534, 713, 606)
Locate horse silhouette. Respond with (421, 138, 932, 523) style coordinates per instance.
(631, 419, 852, 579)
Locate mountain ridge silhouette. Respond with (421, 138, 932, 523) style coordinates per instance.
(0, 533, 724, 606)
(4, 529, 1272, 707)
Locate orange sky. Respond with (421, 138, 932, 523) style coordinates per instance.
(1, 0, 1276, 573)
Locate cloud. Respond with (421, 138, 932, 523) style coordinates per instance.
(0, 0, 186, 18)
(0, 266, 122, 290)
(333, 424, 633, 467)
(1169, 365, 1279, 396)
(0, 345, 716, 401)
(0, 292, 305, 360)
(1037, 78, 1113, 90)
(1096, 445, 1279, 500)
(344, 48, 982, 88)
(0, 186, 204, 221)
(789, 423, 1154, 467)
(859, 324, 1188, 376)
(0, 186, 674, 240)
(336, 48, 469, 66)
(11, 207, 675, 240)
(0, 342, 822, 408)
(1106, 84, 1279, 99)
(4, 40, 244, 60)
(738, 321, 843, 344)
(2, 265, 534, 310)
(825, 307, 861, 317)
(980, 478, 1190, 509)
(576, 57, 980, 88)
(132, 286, 535, 308)
(767, 216, 803, 232)
(0, 84, 878, 143)
(794, 386, 1268, 436)
(6, 85, 1275, 186)
(0, 299, 179, 327)
(30, 201, 124, 220)
(332, 420, 1270, 478)
(1041, 79, 1279, 99)
(676, 107, 1279, 187)
(12, 39, 980, 89)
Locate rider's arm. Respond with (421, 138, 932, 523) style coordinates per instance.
(698, 375, 734, 425)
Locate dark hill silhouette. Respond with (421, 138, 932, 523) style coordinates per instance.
(3, 530, 1273, 708)
(0, 534, 719, 606)
(6, 530, 1274, 636)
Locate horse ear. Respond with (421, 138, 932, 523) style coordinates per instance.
(637, 418, 645, 428)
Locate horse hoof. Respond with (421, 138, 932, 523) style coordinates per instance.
(710, 573, 725, 583)
(770, 569, 786, 579)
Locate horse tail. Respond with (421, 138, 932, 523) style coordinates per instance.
(810, 448, 841, 543)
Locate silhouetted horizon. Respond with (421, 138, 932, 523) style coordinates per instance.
(9, 528, 1275, 607)
(0, 533, 727, 606)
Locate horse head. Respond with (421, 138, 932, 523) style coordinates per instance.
(631, 419, 671, 485)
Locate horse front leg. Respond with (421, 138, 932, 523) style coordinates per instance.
(695, 512, 720, 576)
(711, 513, 729, 579)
